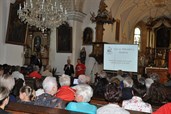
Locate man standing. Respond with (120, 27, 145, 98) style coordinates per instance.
(64, 59, 74, 76)
(75, 59, 86, 77)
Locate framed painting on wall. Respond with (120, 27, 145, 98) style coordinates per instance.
(56, 23, 72, 53)
(6, 1, 27, 45)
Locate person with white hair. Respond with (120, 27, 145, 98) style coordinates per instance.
(41, 65, 52, 77)
(0, 86, 10, 114)
(66, 84, 97, 114)
(78, 74, 91, 84)
(145, 78, 154, 95)
(12, 66, 25, 82)
(34, 77, 62, 108)
(0, 74, 16, 102)
(55, 74, 75, 101)
(63, 59, 74, 77)
(0, 74, 15, 91)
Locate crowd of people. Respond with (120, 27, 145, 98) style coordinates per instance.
(0, 61, 171, 114)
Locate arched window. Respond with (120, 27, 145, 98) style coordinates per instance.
(134, 27, 141, 50)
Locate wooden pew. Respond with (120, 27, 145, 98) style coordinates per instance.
(6, 101, 151, 114)
(6, 102, 83, 114)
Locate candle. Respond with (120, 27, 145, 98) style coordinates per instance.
(65, 9, 67, 14)
(19, 4, 21, 10)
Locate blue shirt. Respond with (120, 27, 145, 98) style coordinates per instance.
(66, 102, 97, 114)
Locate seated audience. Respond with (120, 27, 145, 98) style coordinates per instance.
(122, 96, 152, 113)
(2, 64, 12, 75)
(115, 70, 124, 81)
(149, 73, 159, 82)
(132, 77, 146, 97)
(0, 74, 15, 91)
(143, 73, 168, 106)
(34, 77, 62, 108)
(18, 85, 35, 105)
(0, 74, 16, 102)
(97, 83, 130, 114)
(0, 86, 10, 114)
(143, 81, 168, 106)
(78, 74, 91, 84)
(28, 65, 42, 79)
(110, 77, 121, 86)
(93, 72, 109, 98)
(122, 77, 134, 100)
(152, 103, 171, 114)
(144, 78, 154, 95)
(35, 79, 44, 96)
(41, 65, 52, 77)
(12, 78, 24, 97)
(66, 84, 97, 114)
(56, 74, 75, 101)
(12, 66, 25, 82)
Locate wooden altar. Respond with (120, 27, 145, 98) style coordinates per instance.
(24, 26, 50, 66)
(145, 67, 169, 84)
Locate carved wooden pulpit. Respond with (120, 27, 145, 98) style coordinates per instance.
(89, 0, 115, 64)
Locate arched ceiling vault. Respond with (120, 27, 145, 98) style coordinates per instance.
(104, 0, 171, 34)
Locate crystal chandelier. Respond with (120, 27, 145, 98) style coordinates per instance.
(17, 0, 68, 32)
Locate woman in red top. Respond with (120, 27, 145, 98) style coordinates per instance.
(75, 59, 86, 77)
(56, 74, 75, 101)
(28, 65, 42, 79)
(152, 103, 171, 114)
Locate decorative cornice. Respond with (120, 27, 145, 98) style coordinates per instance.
(67, 11, 87, 23)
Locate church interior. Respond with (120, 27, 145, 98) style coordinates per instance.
(1, 0, 171, 113)
(1, 0, 171, 77)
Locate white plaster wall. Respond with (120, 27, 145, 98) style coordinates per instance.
(5, 44, 24, 65)
(0, 0, 9, 64)
(49, 28, 71, 75)
(0, 0, 24, 65)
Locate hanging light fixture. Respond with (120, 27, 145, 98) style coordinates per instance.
(17, 0, 69, 32)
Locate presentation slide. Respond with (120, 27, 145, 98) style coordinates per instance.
(103, 44, 138, 72)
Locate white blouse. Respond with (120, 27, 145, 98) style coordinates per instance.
(122, 96, 152, 113)
(97, 103, 130, 114)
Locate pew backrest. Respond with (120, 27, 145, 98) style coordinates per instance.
(6, 102, 83, 114)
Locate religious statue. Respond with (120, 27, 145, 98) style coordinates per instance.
(80, 47, 86, 64)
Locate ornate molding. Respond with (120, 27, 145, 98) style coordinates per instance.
(67, 11, 86, 22)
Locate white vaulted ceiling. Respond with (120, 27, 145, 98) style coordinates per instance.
(105, 0, 171, 30)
